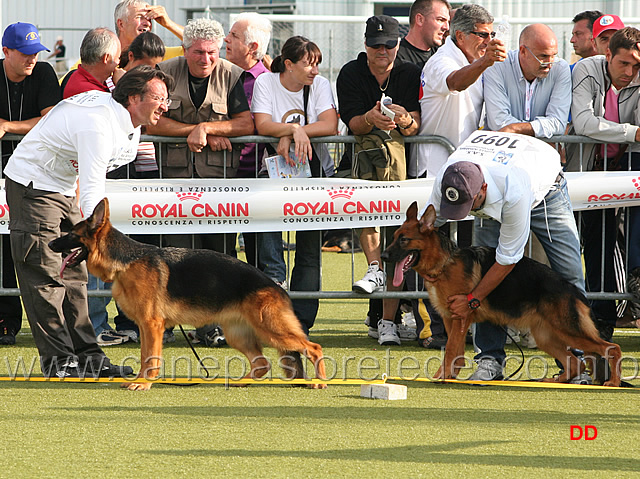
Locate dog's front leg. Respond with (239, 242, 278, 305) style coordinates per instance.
(123, 318, 164, 391)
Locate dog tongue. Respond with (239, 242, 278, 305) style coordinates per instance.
(393, 261, 405, 288)
(59, 251, 76, 279)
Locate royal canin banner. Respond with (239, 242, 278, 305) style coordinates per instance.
(0, 172, 638, 234)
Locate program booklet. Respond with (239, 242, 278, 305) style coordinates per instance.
(265, 153, 312, 179)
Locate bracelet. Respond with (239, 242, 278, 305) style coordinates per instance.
(398, 117, 415, 130)
(363, 112, 373, 127)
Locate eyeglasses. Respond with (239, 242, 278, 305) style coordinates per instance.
(469, 31, 496, 40)
(524, 45, 556, 68)
(146, 94, 172, 107)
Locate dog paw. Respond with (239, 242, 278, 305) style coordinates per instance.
(603, 380, 621, 387)
(308, 382, 327, 389)
(121, 381, 152, 391)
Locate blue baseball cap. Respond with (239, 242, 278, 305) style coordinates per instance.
(2, 22, 49, 55)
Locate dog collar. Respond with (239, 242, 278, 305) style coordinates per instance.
(467, 293, 481, 310)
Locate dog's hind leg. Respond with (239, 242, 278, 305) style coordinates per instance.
(560, 337, 622, 387)
(531, 326, 584, 383)
(223, 323, 272, 383)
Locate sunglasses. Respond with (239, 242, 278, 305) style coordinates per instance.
(369, 42, 398, 50)
(524, 45, 556, 68)
(469, 31, 496, 40)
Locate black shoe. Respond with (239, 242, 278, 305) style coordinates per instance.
(419, 334, 447, 349)
(53, 363, 134, 379)
(0, 327, 16, 345)
(97, 363, 134, 378)
(203, 326, 227, 347)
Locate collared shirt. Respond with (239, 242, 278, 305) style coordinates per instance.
(236, 60, 270, 178)
(483, 49, 571, 138)
(424, 130, 562, 265)
(416, 36, 484, 178)
(62, 64, 110, 99)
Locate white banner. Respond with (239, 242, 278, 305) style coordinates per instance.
(0, 172, 638, 234)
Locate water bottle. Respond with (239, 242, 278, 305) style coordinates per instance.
(494, 15, 511, 50)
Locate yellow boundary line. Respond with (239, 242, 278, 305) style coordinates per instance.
(386, 376, 637, 391)
(0, 376, 382, 385)
(0, 375, 635, 390)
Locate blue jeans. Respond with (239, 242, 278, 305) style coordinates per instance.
(87, 273, 111, 335)
(290, 230, 322, 335)
(473, 176, 585, 363)
(257, 232, 287, 282)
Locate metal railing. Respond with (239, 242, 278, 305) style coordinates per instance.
(0, 133, 636, 304)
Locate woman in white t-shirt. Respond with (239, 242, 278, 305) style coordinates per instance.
(252, 35, 338, 177)
(250, 36, 338, 335)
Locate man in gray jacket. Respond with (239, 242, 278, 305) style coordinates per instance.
(567, 26, 640, 341)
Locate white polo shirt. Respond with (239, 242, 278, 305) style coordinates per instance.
(425, 131, 562, 265)
(415, 36, 484, 178)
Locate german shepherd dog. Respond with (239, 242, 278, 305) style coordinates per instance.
(48, 198, 326, 391)
(382, 202, 622, 387)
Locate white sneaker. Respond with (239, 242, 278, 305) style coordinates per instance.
(377, 320, 401, 346)
(402, 311, 417, 330)
(520, 330, 537, 349)
(505, 326, 520, 345)
(353, 261, 385, 294)
(397, 323, 417, 341)
(96, 330, 127, 347)
(364, 315, 379, 339)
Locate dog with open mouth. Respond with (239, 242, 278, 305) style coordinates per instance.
(382, 202, 623, 386)
(49, 198, 327, 390)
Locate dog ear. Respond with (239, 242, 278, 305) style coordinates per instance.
(406, 201, 418, 220)
(87, 198, 110, 234)
(418, 204, 437, 233)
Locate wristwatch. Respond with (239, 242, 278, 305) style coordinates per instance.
(467, 293, 481, 310)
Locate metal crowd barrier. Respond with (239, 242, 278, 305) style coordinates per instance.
(0, 133, 636, 305)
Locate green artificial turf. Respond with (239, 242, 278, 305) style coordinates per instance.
(1, 250, 640, 478)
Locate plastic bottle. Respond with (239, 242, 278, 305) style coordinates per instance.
(494, 15, 511, 50)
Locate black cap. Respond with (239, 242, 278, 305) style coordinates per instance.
(365, 15, 400, 48)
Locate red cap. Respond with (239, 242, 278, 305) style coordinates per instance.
(592, 15, 624, 39)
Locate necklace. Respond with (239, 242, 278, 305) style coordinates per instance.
(379, 74, 390, 92)
(3, 61, 24, 122)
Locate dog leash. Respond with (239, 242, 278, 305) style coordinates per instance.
(177, 324, 211, 382)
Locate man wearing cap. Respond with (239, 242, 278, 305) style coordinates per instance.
(568, 27, 640, 341)
(0, 22, 61, 346)
(592, 14, 624, 55)
(426, 130, 587, 382)
(416, 3, 507, 178)
(337, 15, 421, 346)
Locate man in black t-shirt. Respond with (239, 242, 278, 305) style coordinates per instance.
(397, 0, 451, 69)
(0, 22, 61, 345)
(337, 15, 421, 347)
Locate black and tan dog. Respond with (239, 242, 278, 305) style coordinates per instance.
(49, 198, 326, 390)
(382, 202, 622, 387)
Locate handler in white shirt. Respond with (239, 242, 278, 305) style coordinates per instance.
(4, 66, 174, 378)
(426, 130, 586, 382)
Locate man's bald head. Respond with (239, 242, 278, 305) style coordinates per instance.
(518, 23, 558, 81)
